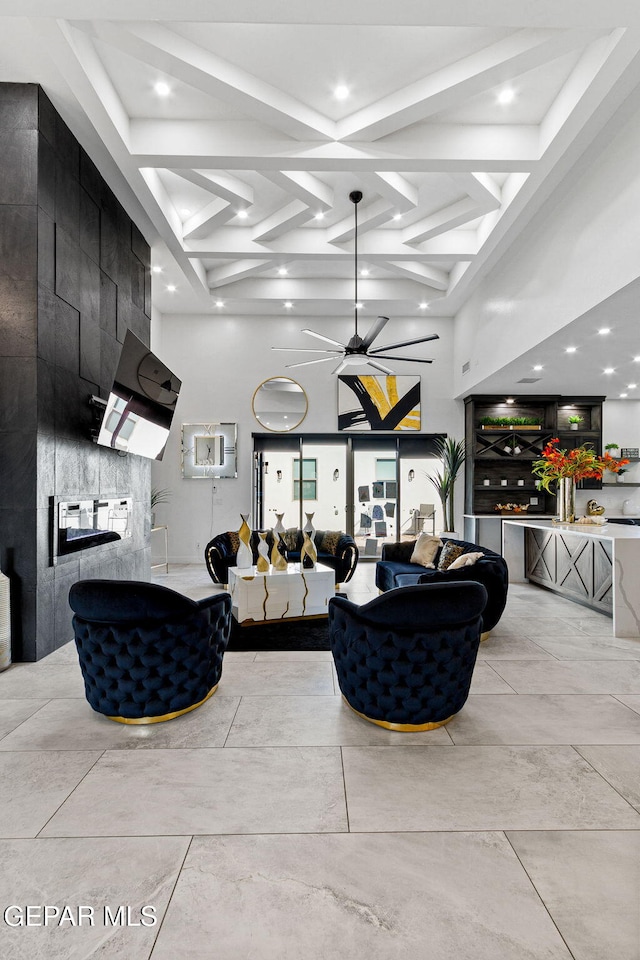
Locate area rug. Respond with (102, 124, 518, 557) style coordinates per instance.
(227, 617, 331, 652)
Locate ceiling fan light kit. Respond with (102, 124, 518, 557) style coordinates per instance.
(273, 190, 439, 374)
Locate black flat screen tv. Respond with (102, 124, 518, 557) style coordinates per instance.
(96, 330, 182, 461)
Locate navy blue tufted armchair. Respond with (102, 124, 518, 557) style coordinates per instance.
(329, 581, 487, 731)
(69, 580, 232, 724)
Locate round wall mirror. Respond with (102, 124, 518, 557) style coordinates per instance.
(252, 377, 308, 432)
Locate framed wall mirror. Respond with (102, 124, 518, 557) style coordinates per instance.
(252, 377, 308, 432)
(182, 423, 238, 478)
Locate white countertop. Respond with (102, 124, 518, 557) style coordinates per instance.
(502, 518, 640, 540)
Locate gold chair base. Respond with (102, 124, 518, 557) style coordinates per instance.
(343, 696, 454, 732)
(480, 630, 490, 642)
(105, 683, 218, 725)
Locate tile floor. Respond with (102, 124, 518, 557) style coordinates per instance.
(1, 562, 639, 958)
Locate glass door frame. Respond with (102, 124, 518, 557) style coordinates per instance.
(253, 432, 444, 544)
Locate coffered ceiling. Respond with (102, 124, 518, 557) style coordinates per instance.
(2, 2, 640, 332)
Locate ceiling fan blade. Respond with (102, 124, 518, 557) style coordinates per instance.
(285, 355, 342, 369)
(301, 328, 347, 349)
(360, 316, 389, 349)
(370, 354, 433, 363)
(332, 359, 349, 375)
(368, 333, 440, 353)
(272, 347, 342, 353)
(366, 358, 396, 375)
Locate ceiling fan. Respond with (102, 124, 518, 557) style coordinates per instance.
(272, 189, 439, 375)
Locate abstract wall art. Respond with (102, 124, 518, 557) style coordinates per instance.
(337, 376, 421, 431)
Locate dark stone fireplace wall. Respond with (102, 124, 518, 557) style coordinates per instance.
(0, 83, 152, 661)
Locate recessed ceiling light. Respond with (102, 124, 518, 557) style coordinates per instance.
(166, 284, 177, 293)
(506, 397, 515, 404)
(284, 302, 293, 309)
(355, 302, 363, 310)
(620, 393, 628, 398)
(418, 302, 429, 310)
(598, 327, 611, 335)
(497, 88, 516, 105)
(565, 346, 577, 353)
(278, 267, 288, 276)
(334, 85, 349, 101)
(314, 212, 325, 220)
(634, 356, 640, 362)
(151, 266, 163, 274)
(236, 209, 248, 219)
(215, 300, 224, 308)
(154, 81, 171, 97)
(181, 208, 191, 217)
(393, 213, 402, 221)
(628, 383, 637, 389)
(604, 367, 615, 374)
(360, 268, 369, 277)
(533, 364, 543, 371)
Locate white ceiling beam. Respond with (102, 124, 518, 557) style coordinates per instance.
(130, 121, 539, 169)
(452, 172, 503, 205)
(75, 19, 336, 140)
(384, 261, 449, 290)
(364, 172, 418, 211)
(263, 171, 333, 211)
(337, 29, 602, 140)
(207, 259, 273, 288)
(186, 228, 478, 259)
(252, 200, 314, 242)
(201, 276, 434, 300)
(182, 198, 233, 240)
(169, 168, 253, 205)
(401, 198, 480, 243)
(326, 199, 393, 243)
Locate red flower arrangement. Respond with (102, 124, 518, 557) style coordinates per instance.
(532, 439, 629, 493)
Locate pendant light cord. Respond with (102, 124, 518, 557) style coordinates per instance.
(354, 197, 358, 338)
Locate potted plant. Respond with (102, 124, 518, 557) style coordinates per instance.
(426, 437, 466, 534)
(568, 415, 583, 431)
(150, 487, 171, 528)
(532, 439, 628, 521)
(479, 415, 542, 431)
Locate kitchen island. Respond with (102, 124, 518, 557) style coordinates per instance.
(503, 518, 640, 638)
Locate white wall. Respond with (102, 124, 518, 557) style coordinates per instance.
(151, 313, 460, 562)
(453, 103, 640, 395)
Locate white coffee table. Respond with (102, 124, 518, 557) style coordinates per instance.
(228, 562, 335, 625)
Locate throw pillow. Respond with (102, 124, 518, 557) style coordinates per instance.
(227, 531, 240, 556)
(410, 533, 443, 568)
(447, 551, 484, 570)
(437, 541, 466, 570)
(320, 531, 342, 555)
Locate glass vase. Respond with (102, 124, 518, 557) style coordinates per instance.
(556, 478, 576, 522)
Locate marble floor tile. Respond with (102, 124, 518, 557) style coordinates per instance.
(253, 650, 333, 661)
(508, 831, 640, 960)
(0, 835, 189, 960)
(516, 617, 595, 637)
(448, 694, 640, 745)
(0, 751, 101, 838)
(341, 745, 640, 832)
(221, 650, 258, 662)
(0, 698, 49, 739)
(576, 745, 640, 811)
(41, 747, 348, 837)
(0, 695, 241, 752)
(0, 663, 85, 699)
(151, 832, 572, 960)
(225, 696, 453, 747)
(479, 634, 555, 659)
(489, 659, 640, 694)
(615, 694, 640, 715)
(37, 640, 78, 664)
(218, 660, 334, 696)
(469, 662, 516, 693)
(524, 632, 640, 660)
